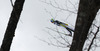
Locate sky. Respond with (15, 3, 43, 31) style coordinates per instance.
(0, 0, 70, 51)
(0, 0, 100, 51)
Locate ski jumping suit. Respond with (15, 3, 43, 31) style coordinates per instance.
(51, 19, 74, 35)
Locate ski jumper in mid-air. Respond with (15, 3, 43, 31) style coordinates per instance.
(50, 19, 74, 36)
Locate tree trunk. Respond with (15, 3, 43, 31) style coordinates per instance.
(69, 0, 99, 51)
(0, 0, 25, 51)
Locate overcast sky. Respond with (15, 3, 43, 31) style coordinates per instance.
(0, 0, 69, 51)
(0, 0, 100, 51)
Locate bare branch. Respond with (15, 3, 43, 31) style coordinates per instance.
(10, 0, 14, 7)
(46, 27, 69, 36)
(68, 0, 77, 11)
(55, 27, 71, 46)
(47, 30, 67, 46)
(88, 26, 99, 51)
(40, 0, 77, 14)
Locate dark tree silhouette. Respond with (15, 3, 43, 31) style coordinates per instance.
(69, 0, 100, 51)
(0, 0, 25, 51)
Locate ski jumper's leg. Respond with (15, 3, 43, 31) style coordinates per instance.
(65, 25, 74, 32)
(66, 27, 72, 35)
(60, 24, 73, 35)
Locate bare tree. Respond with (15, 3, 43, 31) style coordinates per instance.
(0, 0, 25, 51)
(69, 0, 100, 51)
(39, 0, 100, 51)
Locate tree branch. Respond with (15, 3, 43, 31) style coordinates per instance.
(87, 26, 99, 51)
(0, 0, 25, 51)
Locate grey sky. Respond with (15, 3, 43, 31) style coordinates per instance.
(0, 0, 68, 51)
(0, 0, 100, 51)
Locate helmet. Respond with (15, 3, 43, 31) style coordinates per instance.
(50, 18, 55, 23)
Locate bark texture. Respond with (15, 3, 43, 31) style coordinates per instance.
(0, 0, 25, 51)
(69, 0, 99, 51)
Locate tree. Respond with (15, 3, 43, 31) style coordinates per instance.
(69, 0, 100, 51)
(0, 0, 25, 51)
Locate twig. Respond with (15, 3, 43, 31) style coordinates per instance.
(40, 0, 77, 14)
(10, 0, 14, 7)
(46, 27, 70, 36)
(87, 26, 99, 51)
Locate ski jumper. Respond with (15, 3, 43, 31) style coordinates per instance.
(51, 19, 74, 35)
